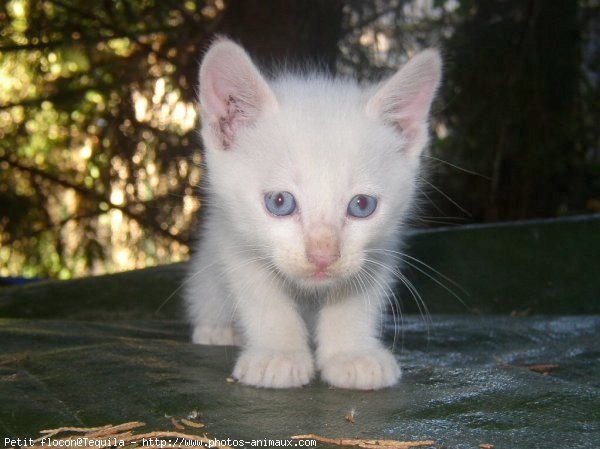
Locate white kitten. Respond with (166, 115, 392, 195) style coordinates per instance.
(185, 38, 441, 390)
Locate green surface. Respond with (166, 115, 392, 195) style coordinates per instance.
(0, 316, 598, 448)
(0, 215, 599, 448)
(404, 214, 600, 314)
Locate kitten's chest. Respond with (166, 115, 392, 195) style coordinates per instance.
(293, 289, 321, 331)
(290, 285, 352, 337)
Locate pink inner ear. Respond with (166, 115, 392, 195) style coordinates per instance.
(202, 68, 229, 119)
(367, 49, 441, 144)
(394, 84, 437, 133)
(218, 95, 252, 149)
(203, 70, 241, 149)
(199, 40, 278, 150)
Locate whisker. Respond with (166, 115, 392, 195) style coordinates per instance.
(156, 245, 271, 314)
(369, 248, 469, 297)
(227, 258, 281, 332)
(154, 260, 217, 314)
(423, 154, 491, 180)
(360, 263, 404, 352)
(417, 187, 447, 217)
(375, 252, 469, 311)
(363, 257, 432, 338)
(413, 217, 465, 227)
(354, 268, 373, 319)
(418, 176, 472, 218)
(418, 215, 470, 222)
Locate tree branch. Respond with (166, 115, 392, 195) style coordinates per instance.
(1, 156, 187, 244)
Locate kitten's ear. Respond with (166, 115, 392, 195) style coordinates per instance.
(199, 38, 278, 150)
(366, 49, 442, 155)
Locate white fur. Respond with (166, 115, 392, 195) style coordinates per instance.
(185, 38, 441, 389)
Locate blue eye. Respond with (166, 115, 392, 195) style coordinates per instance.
(265, 191, 297, 216)
(347, 194, 377, 218)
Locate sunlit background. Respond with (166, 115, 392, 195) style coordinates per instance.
(1, 0, 598, 279)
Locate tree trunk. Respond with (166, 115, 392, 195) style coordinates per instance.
(218, 0, 344, 74)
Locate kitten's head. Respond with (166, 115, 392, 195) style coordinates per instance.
(198, 38, 441, 289)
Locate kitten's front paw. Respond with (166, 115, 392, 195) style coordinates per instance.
(191, 325, 240, 346)
(319, 349, 401, 390)
(233, 349, 315, 388)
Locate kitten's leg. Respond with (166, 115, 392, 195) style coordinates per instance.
(316, 293, 400, 390)
(185, 260, 240, 346)
(230, 265, 314, 388)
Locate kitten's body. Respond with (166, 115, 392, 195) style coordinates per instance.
(185, 39, 441, 390)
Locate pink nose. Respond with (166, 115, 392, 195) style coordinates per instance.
(306, 225, 340, 270)
(307, 250, 340, 269)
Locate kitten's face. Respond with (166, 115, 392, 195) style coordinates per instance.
(208, 85, 418, 288)
(199, 40, 441, 289)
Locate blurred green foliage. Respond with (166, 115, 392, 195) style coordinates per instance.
(0, 0, 216, 277)
(0, 0, 598, 279)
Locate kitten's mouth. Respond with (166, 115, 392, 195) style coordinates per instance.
(313, 270, 331, 280)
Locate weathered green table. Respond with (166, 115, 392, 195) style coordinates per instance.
(1, 216, 599, 448)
